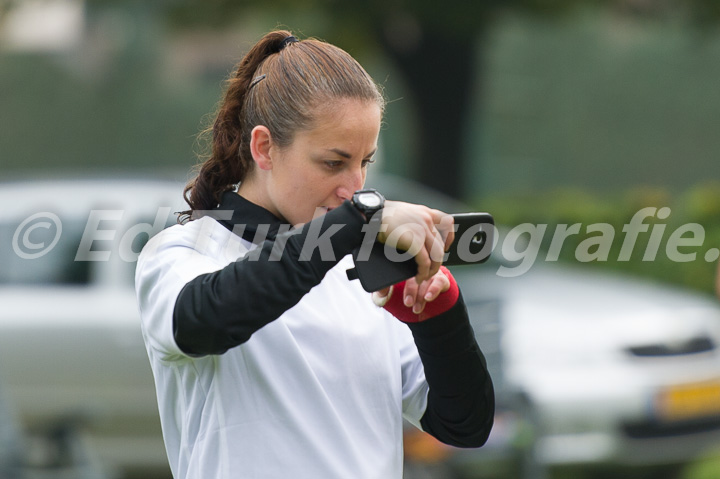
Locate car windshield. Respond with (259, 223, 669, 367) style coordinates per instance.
(0, 218, 90, 285)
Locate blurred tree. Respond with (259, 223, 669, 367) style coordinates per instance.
(80, 0, 720, 199)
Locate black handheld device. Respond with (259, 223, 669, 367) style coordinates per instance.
(348, 212, 494, 292)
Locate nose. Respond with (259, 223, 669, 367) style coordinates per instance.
(337, 166, 366, 200)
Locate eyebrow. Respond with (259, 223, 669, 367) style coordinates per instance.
(328, 148, 377, 160)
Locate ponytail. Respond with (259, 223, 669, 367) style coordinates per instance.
(180, 31, 293, 221)
(180, 30, 384, 222)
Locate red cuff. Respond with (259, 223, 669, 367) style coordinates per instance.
(383, 266, 459, 323)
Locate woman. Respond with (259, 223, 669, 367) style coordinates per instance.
(136, 30, 493, 479)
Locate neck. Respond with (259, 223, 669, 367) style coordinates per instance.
(236, 175, 281, 220)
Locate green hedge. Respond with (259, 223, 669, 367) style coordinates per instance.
(476, 182, 720, 295)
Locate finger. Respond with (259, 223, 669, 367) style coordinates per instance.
(403, 278, 419, 309)
(375, 285, 392, 299)
(429, 226, 445, 263)
(372, 285, 393, 307)
(434, 213, 455, 251)
(423, 225, 443, 278)
(413, 234, 433, 283)
(412, 279, 434, 314)
(414, 272, 452, 314)
(392, 223, 425, 257)
(390, 224, 429, 283)
(413, 249, 431, 283)
(422, 271, 450, 302)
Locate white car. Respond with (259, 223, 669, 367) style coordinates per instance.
(450, 262, 720, 474)
(0, 177, 186, 476)
(3, 176, 720, 477)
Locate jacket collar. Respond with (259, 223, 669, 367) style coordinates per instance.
(213, 190, 287, 243)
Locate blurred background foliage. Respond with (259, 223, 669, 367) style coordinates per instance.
(1, 0, 720, 296)
(481, 182, 720, 296)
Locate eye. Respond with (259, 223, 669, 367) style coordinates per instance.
(324, 160, 343, 170)
(361, 158, 376, 168)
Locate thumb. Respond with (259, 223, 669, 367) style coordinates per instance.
(372, 285, 394, 307)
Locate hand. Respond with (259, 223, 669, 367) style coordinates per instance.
(373, 269, 450, 313)
(377, 201, 455, 283)
(372, 267, 457, 322)
(401, 268, 451, 315)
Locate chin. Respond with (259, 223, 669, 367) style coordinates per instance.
(311, 206, 332, 220)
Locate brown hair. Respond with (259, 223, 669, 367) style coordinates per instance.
(181, 30, 385, 221)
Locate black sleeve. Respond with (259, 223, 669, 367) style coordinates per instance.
(173, 202, 366, 356)
(407, 293, 495, 448)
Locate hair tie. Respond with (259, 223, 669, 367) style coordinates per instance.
(281, 35, 298, 49)
(249, 74, 266, 89)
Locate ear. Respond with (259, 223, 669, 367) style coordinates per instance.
(249, 125, 274, 171)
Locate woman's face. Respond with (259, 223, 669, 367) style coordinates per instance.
(256, 99, 382, 226)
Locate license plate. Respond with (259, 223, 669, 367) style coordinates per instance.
(656, 381, 720, 421)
